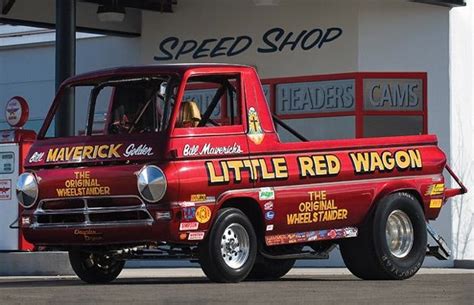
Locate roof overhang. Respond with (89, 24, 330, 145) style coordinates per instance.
(412, 0, 466, 7)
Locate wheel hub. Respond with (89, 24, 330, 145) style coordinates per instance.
(385, 210, 414, 258)
(220, 223, 250, 269)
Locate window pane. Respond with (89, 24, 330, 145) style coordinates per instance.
(278, 116, 355, 142)
(363, 115, 423, 137)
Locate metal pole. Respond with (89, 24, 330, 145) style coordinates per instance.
(55, 0, 76, 137)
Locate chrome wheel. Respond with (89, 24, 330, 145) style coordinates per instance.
(220, 223, 250, 269)
(385, 210, 414, 258)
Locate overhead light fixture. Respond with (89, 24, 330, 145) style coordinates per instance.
(253, 0, 281, 6)
(97, 0, 126, 22)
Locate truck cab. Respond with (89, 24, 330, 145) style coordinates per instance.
(17, 64, 466, 283)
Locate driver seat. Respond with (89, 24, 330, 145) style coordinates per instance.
(177, 100, 201, 127)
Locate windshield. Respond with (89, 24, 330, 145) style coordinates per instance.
(40, 76, 178, 138)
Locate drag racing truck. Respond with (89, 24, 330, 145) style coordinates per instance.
(17, 64, 466, 283)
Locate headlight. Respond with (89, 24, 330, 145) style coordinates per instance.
(16, 172, 39, 208)
(137, 165, 167, 203)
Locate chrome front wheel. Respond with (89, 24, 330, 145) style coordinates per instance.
(220, 223, 250, 269)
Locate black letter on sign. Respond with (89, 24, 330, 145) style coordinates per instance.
(176, 40, 198, 60)
(211, 37, 234, 57)
(301, 29, 323, 50)
(227, 36, 252, 57)
(318, 28, 343, 48)
(258, 27, 284, 53)
(194, 38, 218, 59)
(154, 37, 179, 61)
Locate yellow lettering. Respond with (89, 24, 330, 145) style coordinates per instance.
(47, 148, 59, 162)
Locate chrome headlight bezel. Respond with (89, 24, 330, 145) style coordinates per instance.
(16, 171, 39, 208)
(137, 165, 167, 203)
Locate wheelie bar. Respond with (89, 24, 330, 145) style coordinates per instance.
(426, 223, 451, 260)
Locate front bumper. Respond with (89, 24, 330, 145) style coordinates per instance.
(21, 196, 177, 246)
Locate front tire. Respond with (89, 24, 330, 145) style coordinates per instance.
(340, 192, 427, 280)
(198, 208, 257, 283)
(69, 250, 125, 284)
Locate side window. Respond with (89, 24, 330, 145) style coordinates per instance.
(178, 75, 242, 128)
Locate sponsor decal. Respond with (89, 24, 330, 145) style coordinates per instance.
(265, 227, 358, 246)
(259, 187, 275, 200)
(0, 179, 11, 200)
(266, 224, 274, 231)
(178, 202, 195, 208)
(248, 107, 264, 145)
(179, 222, 199, 231)
(56, 171, 110, 197)
(179, 233, 188, 240)
(46, 144, 123, 162)
(188, 231, 205, 241)
(29, 152, 44, 163)
(123, 144, 154, 157)
(183, 207, 196, 220)
(73, 229, 103, 241)
(183, 143, 243, 157)
(286, 190, 348, 225)
(190, 194, 207, 202)
(265, 211, 275, 221)
(349, 149, 422, 174)
(426, 184, 445, 196)
(264, 201, 274, 211)
(195, 206, 212, 224)
(429, 199, 443, 209)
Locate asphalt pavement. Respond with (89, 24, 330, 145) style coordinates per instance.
(0, 268, 473, 305)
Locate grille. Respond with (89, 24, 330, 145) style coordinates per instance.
(33, 196, 153, 228)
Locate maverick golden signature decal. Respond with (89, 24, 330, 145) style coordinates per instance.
(56, 171, 110, 197)
(205, 149, 422, 184)
(30, 143, 154, 163)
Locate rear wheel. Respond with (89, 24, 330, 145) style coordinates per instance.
(340, 192, 427, 280)
(198, 208, 257, 283)
(69, 250, 125, 284)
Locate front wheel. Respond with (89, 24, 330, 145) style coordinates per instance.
(340, 192, 427, 280)
(198, 208, 257, 283)
(69, 250, 125, 284)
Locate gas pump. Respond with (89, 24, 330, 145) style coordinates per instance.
(0, 96, 36, 251)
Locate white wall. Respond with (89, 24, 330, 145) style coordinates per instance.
(0, 33, 140, 132)
(141, 0, 359, 77)
(450, 1, 474, 261)
(358, 0, 453, 267)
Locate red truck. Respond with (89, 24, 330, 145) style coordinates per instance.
(17, 64, 466, 283)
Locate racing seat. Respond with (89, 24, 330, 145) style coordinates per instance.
(177, 100, 202, 128)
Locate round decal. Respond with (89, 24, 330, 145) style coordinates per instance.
(5, 96, 29, 128)
(195, 206, 212, 224)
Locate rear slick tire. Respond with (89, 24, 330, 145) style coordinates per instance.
(340, 192, 427, 280)
(198, 208, 257, 283)
(69, 250, 125, 284)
